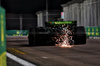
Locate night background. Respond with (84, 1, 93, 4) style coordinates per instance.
(1, 0, 71, 14)
(0, 0, 100, 66)
(1, 0, 71, 30)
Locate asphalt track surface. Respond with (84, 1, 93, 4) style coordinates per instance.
(7, 57, 22, 66)
(7, 36, 100, 66)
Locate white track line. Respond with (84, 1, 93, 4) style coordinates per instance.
(7, 52, 36, 66)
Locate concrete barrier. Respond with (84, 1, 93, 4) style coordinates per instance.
(0, 6, 6, 66)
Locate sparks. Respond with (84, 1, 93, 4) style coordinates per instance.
(54, 25, 74, 48)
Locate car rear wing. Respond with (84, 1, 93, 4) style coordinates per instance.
(45, 21, 77, 27)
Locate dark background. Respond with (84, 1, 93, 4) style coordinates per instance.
(1, 0, 71, 30)
(1, 0, 71, 14)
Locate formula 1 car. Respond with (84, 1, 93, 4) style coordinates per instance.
(28, 21, 86, 46)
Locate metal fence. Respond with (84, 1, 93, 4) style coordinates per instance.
(6, 14, 37, 30)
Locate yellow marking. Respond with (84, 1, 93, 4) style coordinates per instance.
(0, 56, 2, 66)
(96, 32, 99, 36)
(1, 14, 4, 46)
(0, 52, 6, 66)
(7, 48, 27, 55)
(92, 32, 94, 35)
(13, 34, 15, 36)
(17, 31, 19, 34)
(88, 28, 90, 31)
(12, 48, 27, 54)
(1, 14, 3, 19)
(88, 32, 91, 35)
(13, 34, 20, 36)
(92, 28, 94, 31)
(96, 28, 98, 32)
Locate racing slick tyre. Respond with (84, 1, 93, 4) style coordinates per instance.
(74, 26, 86, 45)
(28, 34, 35, 46)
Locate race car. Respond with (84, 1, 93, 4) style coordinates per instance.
(28, 21, 86, 46)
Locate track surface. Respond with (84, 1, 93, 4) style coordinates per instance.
(7, 57, 22, 66)
(7, 36, 100, 66)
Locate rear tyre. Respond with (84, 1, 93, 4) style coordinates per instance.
(28, 34, 35, 46)
(74, 26, 86, 45)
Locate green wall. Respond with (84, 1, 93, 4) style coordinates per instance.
(6, 30, 29, 36)
(6, 27, 100, 37)
(86, 27, 100, 37)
